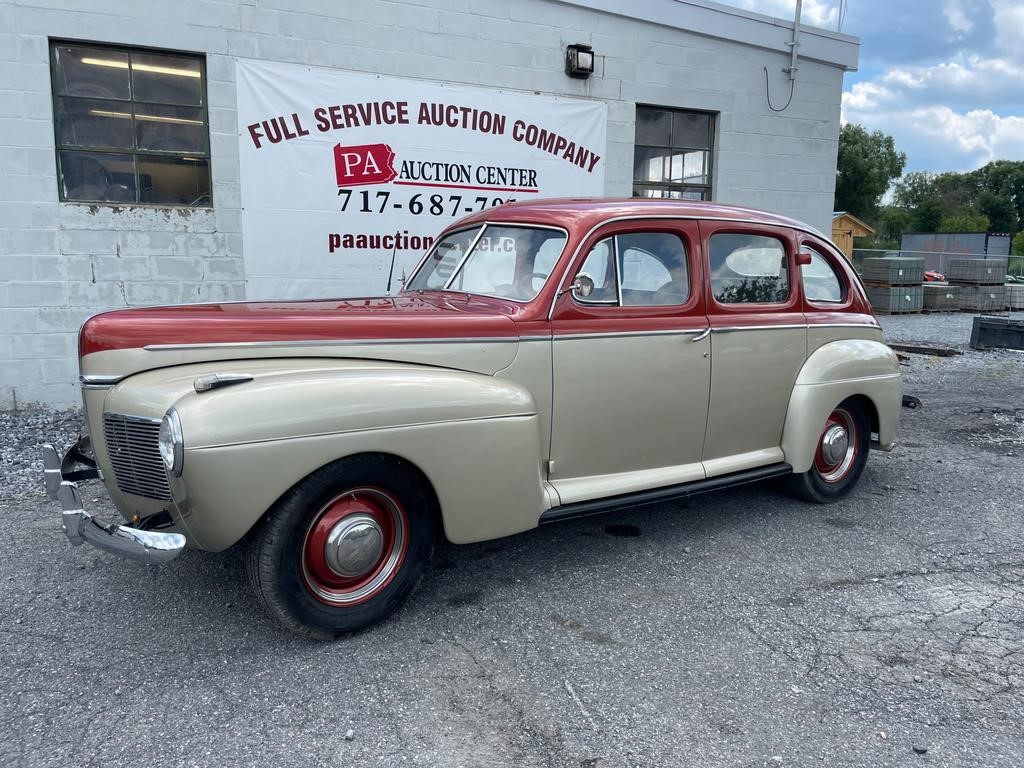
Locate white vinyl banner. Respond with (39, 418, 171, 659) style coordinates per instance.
(235, 60, 608, 300)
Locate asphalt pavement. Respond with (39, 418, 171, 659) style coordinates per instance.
(1, 312, 1021, 768)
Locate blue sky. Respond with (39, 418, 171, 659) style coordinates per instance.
(718, 0, 1024, 173)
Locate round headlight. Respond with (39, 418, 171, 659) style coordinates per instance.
(158, 408, 184, 477)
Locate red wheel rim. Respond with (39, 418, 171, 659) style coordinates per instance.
(814, 407, 858, 483)
(300, 487, 408, 606)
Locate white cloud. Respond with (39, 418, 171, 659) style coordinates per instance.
(837, 0, 1024, 171)
(992, 0, 1024, 60)
(721, 0, 1024, 171)
(843, 86, 1024, 170)
(728, 0, 839, 29)
(942, 0, 975, 34)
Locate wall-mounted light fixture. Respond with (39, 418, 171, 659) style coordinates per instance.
(565, 44, 595, 79)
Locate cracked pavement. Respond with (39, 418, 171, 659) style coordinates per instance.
(0, 314, 1022, 767)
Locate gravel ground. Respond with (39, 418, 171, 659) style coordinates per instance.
(1, 313, 1022, 768)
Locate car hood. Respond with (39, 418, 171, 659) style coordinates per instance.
(79, 292, 530, 379)
(80, 292, 528, 355)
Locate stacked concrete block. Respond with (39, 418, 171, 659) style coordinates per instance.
(862, 256, 925, 314)
(947, 258, 1008, 312)
(946, 257, 1008, 285)
(1006, 284, 1024, 311)
(922, 283, 960, 312)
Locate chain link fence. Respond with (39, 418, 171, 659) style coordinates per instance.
(851, 249, 1024, 280)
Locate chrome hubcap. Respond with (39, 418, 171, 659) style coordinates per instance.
(820, 424, 849, 466)
(324, 513, 384, 578)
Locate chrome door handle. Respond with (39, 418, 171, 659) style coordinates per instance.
(691, 328, 711, 342)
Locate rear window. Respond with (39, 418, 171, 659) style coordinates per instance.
(709, 233, 789, 304)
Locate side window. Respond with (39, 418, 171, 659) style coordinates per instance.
(801, 246, 846, 303)
(574, 233, 689, 306)
(709, 233, 789, 304)
(576, 239, 618, 303)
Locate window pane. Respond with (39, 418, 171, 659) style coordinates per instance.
(635, 108, 672, 146)
(53, 45, 131, 100)
(633, 185, 709, 201)
(634, 146, 669, 183)
(801, 247, 845, 302)
(57, 97, 135, 149)
(673, 111, 710, 148)
(618, 233, 689, 305)
(668, 151, 707, 184)
(138, 155, 211, 206)
(135, 104, 206, 152)
(709, 233, 789, 304)
(131, 52, 203, 105)
(59, 150, 136, 202)
(576, 239, 617, 303)
(408, 227, 482, 290)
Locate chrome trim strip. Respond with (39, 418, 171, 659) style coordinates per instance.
(811, 322, 881, 330)
(442, 224, 487, 290)
(554, 329, 705, 341)
(613, 235, 623, 307)
(143, 322, 875, 352)
(80, 374, 124, 389)
(144, 336, 520, 351)
(712, 324, 807, 333)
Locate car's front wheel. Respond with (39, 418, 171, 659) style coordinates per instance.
(247, 454, 437, 639)
(786, 398, 870, 503)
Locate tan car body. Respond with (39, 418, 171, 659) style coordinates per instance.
(72, 201, 901, 553)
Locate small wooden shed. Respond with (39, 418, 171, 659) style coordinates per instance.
(831, 212, 875, 260)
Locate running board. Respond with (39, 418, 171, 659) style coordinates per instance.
(539, 463, 793, 525)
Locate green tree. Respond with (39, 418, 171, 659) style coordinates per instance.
(978, 190, 1017, 232)
(1012, 231, 1024, 256)
(878, 206, 911, 245)
(893, 172, 943, 231)
(939, 210, 990, 233)
(973, 161, 1024, 232)
(834, 124, 906, 220)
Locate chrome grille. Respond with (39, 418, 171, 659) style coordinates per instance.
(102, 413, 171, 501)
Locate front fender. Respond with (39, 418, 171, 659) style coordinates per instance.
(105, 359, 545, 550)
(781, 340, 902, 473)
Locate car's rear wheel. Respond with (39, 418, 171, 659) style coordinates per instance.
(786, 399, 870, 503)
(247, 455, 437, 639)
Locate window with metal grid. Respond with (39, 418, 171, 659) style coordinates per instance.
(633, 106, 714, 201)
(50, 40, 211, 207)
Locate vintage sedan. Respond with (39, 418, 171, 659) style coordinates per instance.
(44, 199, 902, 638)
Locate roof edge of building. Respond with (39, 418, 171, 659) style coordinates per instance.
(555, 0, 860, 71)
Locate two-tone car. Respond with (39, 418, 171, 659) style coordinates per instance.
(44, 199, 902, 638)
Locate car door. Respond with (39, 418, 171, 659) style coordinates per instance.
(699, 221, 807, 477)
(548, 220, 710, 505)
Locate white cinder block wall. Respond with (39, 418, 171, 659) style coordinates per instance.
(0, 0, 857, 409)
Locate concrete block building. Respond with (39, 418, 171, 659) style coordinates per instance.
(0, 0, 858, 408)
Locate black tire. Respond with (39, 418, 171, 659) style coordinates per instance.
(786, 398, 871, 503)
(246, 454, 437, 639)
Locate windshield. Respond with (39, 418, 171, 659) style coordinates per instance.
(406, 224, 567, 301)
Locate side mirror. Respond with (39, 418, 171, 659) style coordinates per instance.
(571, 272, 596, 300)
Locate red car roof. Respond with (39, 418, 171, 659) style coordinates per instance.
(455, 198, 825, 237)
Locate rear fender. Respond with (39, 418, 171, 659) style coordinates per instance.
(781, 340, 902, 473)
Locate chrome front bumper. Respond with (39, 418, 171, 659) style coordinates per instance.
(42, 441, 186, 564)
